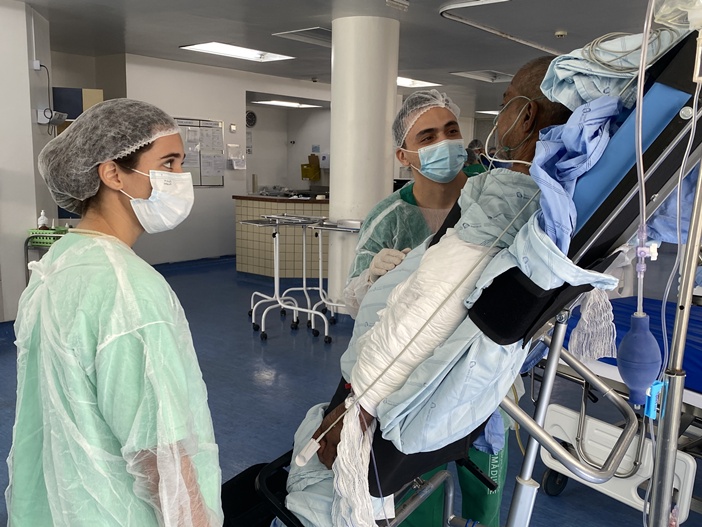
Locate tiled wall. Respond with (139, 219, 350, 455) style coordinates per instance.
(235, 199, 329, 278)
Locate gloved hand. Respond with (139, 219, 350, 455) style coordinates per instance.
(369, 248, 411, 283)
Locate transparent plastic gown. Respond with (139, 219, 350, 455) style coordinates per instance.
(6, 232, 223, 527)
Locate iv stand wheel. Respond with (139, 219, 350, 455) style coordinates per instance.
(541, 468, 568, 496)
(260, 331, 268, 341)
(312, 329, 320, 337)
(324, 336, 332, 344)
(291, 319, 299, 330)
(307, 320, 312, 328)
(329, 316, 337, 325)
(252, 323, 260, 332)
(321, 307, 328, 314)
(280, 308, 286, 318)
(248, 309, 252, 317)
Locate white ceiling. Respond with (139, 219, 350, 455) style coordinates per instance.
(25, 0, 651, 116)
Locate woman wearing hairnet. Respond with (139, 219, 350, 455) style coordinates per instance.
(7, 99, 223, 526)
(342, 90, 468, 318)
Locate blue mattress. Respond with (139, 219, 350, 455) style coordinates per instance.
(565, 296, 702, 395)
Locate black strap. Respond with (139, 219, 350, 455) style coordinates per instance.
(429, 200, 461, 248)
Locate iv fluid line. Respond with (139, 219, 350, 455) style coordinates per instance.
(634, 0, 656, 316)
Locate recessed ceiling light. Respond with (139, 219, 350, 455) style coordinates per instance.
(442, 0, 510, 7)
(451, 70, 513, 83)
(397, 77, 441, 88)
(386, 0, 410, 11)
(180, 42, 294, 62)
(272, 27, 332, 48)
(476, 110, 500, 115)
(252, 100, 322, 109)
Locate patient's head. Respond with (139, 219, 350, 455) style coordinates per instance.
(494, 56, 571, 172)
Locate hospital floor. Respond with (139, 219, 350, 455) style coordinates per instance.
(0, 254, 701, 526)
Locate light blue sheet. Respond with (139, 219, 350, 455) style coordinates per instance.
(541, 29, 685, 111)
(530, 96, 621, 254)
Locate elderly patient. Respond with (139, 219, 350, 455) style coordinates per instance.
(280, 57, 621, 527)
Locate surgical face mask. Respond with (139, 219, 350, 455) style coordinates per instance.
(403, 139, 467, 183)
(121, 169, 194, 233)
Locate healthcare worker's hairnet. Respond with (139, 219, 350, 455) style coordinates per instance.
(38, 98, 180, 214)
(392, 89, 460, 148)
(468, 138, 484, 151)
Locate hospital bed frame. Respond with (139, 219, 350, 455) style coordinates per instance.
(493, 32, 702, 526)
(249, 32, 702, 527)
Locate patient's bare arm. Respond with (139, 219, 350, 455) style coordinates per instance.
(313, 403, 374, 469)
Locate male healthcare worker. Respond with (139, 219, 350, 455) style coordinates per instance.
(341, 90, 505, 527)
(343, 90, 467, 319)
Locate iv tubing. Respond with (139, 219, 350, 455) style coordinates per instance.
(634, 0, 657, 316)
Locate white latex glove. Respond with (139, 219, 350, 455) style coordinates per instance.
(369, 248, 410, 283)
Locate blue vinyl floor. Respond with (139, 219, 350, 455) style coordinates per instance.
(1, 255, 700, 526)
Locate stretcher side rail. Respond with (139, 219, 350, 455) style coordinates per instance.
(502, 338, 639, 485)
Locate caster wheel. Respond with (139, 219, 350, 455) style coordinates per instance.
(280, 309, 286, 318)
(307, 320, 312, 328)
(252, 323, 260, 331)
(312, 329, 320, 337)
(260, 332, 268, 341)
(330, 316, 337, 325)
(324, 336, 332, 344)
(248, 309, 252, 317)
(541, 469, 568, 496)
(291, 322, 299, 330)
(321, 307, 328, 314)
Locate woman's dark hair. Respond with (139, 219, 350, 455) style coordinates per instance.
(81, 141, 156, 215)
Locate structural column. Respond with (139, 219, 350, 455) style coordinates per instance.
(0, 2, 53, 321)
(327, 15, 400, 309)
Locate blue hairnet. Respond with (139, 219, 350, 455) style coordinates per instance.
(392, 89, 460, 148)
(38, 98, 179, 213)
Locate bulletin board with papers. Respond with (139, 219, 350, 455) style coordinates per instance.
(175, 118, 226, 186)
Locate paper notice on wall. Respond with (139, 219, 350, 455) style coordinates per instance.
(246, 130, 253, 155)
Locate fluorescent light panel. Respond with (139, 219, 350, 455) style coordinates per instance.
(444, 0, 510, 8)
(476, 110, 500, 115)
(180, 42, 294, 62)
(386, 0, 410, 11)
(272, 27, 332, 48)
(397, 76, 441, 88)
(252, 100, 321, 109)
(451, 70, 513, 83)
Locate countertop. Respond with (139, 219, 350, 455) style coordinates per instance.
(232, 194, 329, 204)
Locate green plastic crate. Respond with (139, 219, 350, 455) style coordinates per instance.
(27, 229, 63, 247)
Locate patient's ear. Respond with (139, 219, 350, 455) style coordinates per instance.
(521, 100, 540, 134)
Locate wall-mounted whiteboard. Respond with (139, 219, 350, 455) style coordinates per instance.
(175, 118, 225, 186)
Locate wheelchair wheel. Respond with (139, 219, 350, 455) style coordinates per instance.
(541, 468, 568, 496)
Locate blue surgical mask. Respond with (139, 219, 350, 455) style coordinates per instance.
(405, 139, 467, 183)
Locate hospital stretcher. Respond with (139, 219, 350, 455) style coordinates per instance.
(535, 296, 701, 523)
(229, 32, 702, 527)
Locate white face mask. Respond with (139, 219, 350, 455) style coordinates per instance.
(121, 169, 194, 233)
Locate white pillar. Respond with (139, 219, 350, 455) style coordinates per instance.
(0, 2, 53, 321)
(327, 15, 399, 308)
